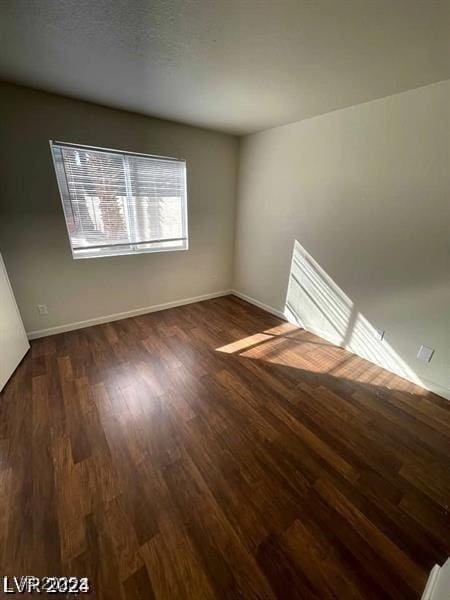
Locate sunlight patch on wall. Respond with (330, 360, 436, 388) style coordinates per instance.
(284, 240, 422, 387)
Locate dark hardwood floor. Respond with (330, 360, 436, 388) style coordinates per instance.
(1, 295, 449, 599)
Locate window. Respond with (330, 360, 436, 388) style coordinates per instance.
(50, 141, 188, 259)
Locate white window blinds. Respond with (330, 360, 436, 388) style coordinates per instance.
(50, 141, 188, 259)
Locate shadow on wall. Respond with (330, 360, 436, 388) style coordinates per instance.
(284, 239, 423, 388)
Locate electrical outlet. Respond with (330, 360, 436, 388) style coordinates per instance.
(37, 304, 48, 316)
(417, 345, 434, 363)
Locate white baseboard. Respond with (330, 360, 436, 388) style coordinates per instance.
(422, 565, 442, 600)
(422, 558, 450, 600)
(26, 287, 450, 401)
(415, 377, 450, 401)
(27, 290, 232, 339)
(230, 290, 287, 320)
(301, 324, 450, 400)
(231, 289, 449, 401)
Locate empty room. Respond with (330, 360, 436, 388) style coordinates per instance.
(0, 1, 449, 598)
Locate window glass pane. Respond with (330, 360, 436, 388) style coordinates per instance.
(51, 142, 188, 259)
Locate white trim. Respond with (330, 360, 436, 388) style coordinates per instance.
(25, 287, 450, 401)
(230, 289, 449, 401)
(27, 290, 232, 339)
(301, 323, 450, 401)
(422, 559, 450, 599)
(414, 377, 450, 401)
(421, 565, 441, 600)
(51, 139, 184, 163)
(296, 324, 342, 347)
(230, 290, 287, 320)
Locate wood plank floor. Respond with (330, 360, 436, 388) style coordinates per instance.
(1, 295, 449, 599)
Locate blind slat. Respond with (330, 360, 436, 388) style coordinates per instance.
(50, 142, 188, 259)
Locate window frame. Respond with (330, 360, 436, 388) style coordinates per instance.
(49, 140, 189, 260)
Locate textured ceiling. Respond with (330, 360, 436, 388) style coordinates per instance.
(1, 0, 449, 134)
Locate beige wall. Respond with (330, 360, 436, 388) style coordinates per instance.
(0, 83, 238, 334)
(1, 80, 448, 398)
(234, 80, 450, 398)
